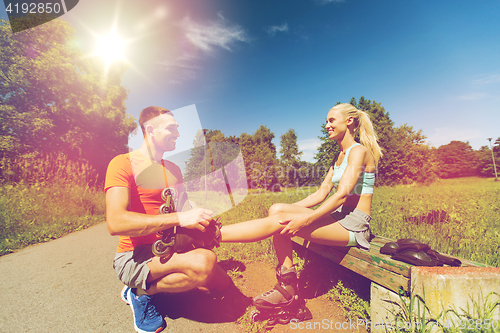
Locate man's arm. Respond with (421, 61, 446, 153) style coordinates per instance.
(106, 186, 212, 237)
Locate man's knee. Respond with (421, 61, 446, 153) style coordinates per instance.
(187, 249, 217, 285)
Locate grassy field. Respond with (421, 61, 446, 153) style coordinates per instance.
(0, 183, 105, 256)
(210, 177, 500, 267)
(0, 154, 106, 256)
(371, 177, 500, 267)
(1, 176, 498, 268)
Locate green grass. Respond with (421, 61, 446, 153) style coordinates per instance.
(327, 280, 370, 321)
(0, 153, 105, 256)
(371, 177, 500, 266)
(385, 288, 500, 333)
(0, 182, 105, 255)
(2, 176, 498, 268)
(209, 177, 500, 268)
(441, 291, 500, 333)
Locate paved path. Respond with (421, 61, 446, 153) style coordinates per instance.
(0, 223, 248, 333)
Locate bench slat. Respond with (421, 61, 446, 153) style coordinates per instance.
(292, 236, 410, 293)
(292, 235, 490, 294)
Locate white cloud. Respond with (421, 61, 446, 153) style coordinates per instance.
(315, 0, 345, 4)
(455, 93, 488, 101)
(298, 138, 322, 163)
(180, 13, 249, 52)
(157, 57, 199, 82)
(157, 13, 249, 82)
(472, 73, 500, 85)
(267, 23, 289, 36)
(426, 127, 482, 148)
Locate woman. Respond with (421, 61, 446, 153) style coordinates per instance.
(219, 103, 382, 314)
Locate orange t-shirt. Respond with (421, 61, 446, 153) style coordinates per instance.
(104, 150, 184, 253)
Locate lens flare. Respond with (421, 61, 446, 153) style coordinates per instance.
(94, 32, 127, 65)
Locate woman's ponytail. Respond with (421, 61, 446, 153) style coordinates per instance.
(357, 110, 382, 165)
(331, 103, 383, 165)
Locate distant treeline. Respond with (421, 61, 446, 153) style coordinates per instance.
(1, 19, 498, 189)
(182, 97, 499, 190)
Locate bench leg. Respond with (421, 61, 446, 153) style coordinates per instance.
(369, 283, 405, 332)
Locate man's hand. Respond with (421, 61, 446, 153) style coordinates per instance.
(178, 208, 213, 232)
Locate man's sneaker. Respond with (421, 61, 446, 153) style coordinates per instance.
(127, 288, 166, 333)
(121, 285, 130, 305)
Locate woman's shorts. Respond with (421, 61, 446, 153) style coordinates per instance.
(331, 206, 371, 251)
(113, 245, 154, 290)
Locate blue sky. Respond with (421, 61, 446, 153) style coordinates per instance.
(2, 0, 500, 162)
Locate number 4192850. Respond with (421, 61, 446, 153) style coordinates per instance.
(5, 2, 62, 15)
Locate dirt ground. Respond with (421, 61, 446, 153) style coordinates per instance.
(154, 258, 370, 332)
(234, 260, 369, 332)
(152, 245, 369, 333)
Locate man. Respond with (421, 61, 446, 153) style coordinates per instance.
(105, 106, 229, 333)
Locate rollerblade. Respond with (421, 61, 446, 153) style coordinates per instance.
(251, 265, 312, 327)
(152, 187, 178, 258)
(152, 187, 222, 258)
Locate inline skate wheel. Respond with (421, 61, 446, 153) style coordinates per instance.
(250, 309, 259, 323)
(161, 187, 178, 201)
(277, 310, 293, 325)
(152, 240, 169, 256)
(159, 203, 172, 214)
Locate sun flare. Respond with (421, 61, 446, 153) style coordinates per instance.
(93, 32, 128, 67)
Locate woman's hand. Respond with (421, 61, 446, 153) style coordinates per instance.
(279, 214, 312, 237)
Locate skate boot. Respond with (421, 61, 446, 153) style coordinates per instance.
(251, 265, 312, 327)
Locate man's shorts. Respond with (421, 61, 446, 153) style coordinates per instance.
(113, 245, 154, 290)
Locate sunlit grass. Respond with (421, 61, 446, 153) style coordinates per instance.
(0, 154, 105, 255)
(212, 178, 500, 267)
(371, 177, 500, 266)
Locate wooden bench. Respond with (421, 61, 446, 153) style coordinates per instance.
(291, 235, 500, 331)
(291, 235, 488, 294)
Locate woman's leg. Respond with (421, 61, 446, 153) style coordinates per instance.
(246, 205, 351, 314)
(268, 203, 312, 268)
(220, 203, 350, 266)
(219, 203, 313, 243)
(296, 214, 350, 247)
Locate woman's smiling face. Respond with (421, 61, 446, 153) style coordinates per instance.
(325, 108, 348, 140)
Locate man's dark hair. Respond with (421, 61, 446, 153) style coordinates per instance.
(139, 106, 172, 137)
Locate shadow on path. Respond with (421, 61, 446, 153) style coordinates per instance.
(155, 259, 252, 323)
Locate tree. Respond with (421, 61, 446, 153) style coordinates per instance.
(436, 141, 478, 178)
(349, 97, 396, 185)
(0, 18, 136, 183)
(314, 124, 340, 176)
(387, 125, 439, 184)
(312, 97, 443, 185)
(476, 137, 500, 178)
(278, 129, 303, 186)
(183, 129, 243, 193)
(240, 125, 280, 191)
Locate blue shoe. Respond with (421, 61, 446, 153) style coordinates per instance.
(127, 288, 166, 333)
(121, 285, 130, 305)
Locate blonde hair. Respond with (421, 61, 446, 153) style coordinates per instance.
(331, 103, 383, 164)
